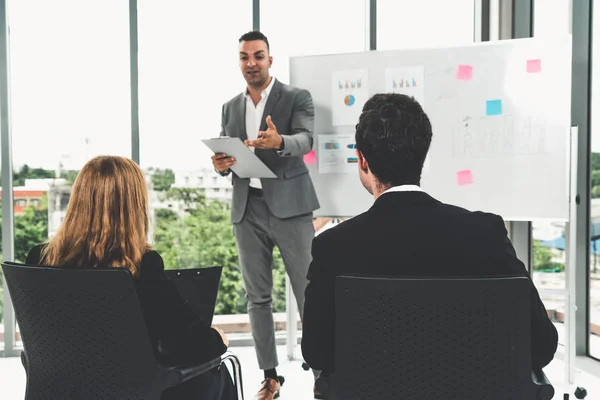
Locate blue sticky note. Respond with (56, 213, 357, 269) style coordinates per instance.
(486, 100, 503, 116)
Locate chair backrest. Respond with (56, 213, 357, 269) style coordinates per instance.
(2, 261, 164, 400)
(164, 266, 222, 326)
(335, 275, 534, 400)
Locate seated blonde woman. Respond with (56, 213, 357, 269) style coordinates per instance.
(26, 156, 236, 400)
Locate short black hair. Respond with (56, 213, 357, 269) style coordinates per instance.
(355, 93, 432, 187)
(239, 31, 270, 52)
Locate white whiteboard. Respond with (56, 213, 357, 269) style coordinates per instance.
(290, 36, 572, 220)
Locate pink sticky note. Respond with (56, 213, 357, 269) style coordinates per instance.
(457, 170, 473, 186)
(527, 59, 542, 73)
(303, 149, 316, 164)
(456, 65, 473, 81)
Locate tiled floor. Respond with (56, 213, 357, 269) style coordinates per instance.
(1, 344, 600, 399)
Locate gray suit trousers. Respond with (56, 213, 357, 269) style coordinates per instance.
(233, 190, 314, 370)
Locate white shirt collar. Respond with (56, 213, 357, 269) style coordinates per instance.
(244, 76, 276, 99)
(381, 185, 424, 196)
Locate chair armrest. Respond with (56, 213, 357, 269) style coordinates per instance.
(221, 350, 240, 364)
(221, 351, 245, 400)
(532, 369, 554, 400)
(164, 357, 222, 386)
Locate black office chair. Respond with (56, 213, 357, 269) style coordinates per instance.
(2, 261, 243, 400)
(332, 276, 554, 400)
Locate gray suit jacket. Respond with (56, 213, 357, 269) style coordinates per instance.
(220, 79, 320, 223)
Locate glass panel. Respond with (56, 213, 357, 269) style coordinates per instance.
(258, 0, 365, 328)
(8, 0, 131, 346)
(378, 0, 475, 50)
(138, 0, 251, 318)
(261, 0, 366, 84)
(534, 0, 570, 38)
(0, 116, 3, 336)
(532, 0, 571, 348)
(591, 0, 600, 359)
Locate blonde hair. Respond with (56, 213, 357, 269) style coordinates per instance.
(41, 156, 150, 277)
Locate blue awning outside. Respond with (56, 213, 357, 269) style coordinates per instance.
(540, 236, 566, 250)
(540, 222, 600, 255)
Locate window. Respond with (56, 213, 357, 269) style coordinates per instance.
(261, 0, 366, 84)
(256, 0, 367, 326)
(378, 0, 475, 50)
(591, 0, 600, 358)
(10, 0, 131, 176)
(14, 199, 26, 207)
(138, 0, 251, 317)
(534, 0, 570, 38)
(0, 135, 2, 331)
(532, 0, 572, 349)
(138, 1, 248, 173)
(7, 0, 131, 348)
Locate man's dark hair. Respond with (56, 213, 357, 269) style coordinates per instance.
(239, 31, 270, 52)
(355, 93, 432, 187)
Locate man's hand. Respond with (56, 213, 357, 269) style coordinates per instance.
(313, 217, 331, 232)
(212, 153, 235, 173)
(245, 115, 283, 150)
(213, 326, 229, 347)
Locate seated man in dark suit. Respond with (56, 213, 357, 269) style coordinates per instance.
(301, 93, 558, 381)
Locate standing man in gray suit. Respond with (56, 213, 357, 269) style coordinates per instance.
(211, 31, 320, 400)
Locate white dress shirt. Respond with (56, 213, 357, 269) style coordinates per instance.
(380, 184, 424, 196)
(245, 76, 276, 189)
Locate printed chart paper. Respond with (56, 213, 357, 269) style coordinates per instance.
(332, 69, 369, 126)
(385, 66, 425, 107)
(318, 134, 357, 174)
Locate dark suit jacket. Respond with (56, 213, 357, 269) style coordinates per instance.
(26, 245, 226, 367)
(220, 78, 320, 223)
(301, 191, 558, 373)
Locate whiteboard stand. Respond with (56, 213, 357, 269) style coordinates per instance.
(539, 126, 578, 388)
(565, 125, 579, 385)
(286, 275, 298, 361)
